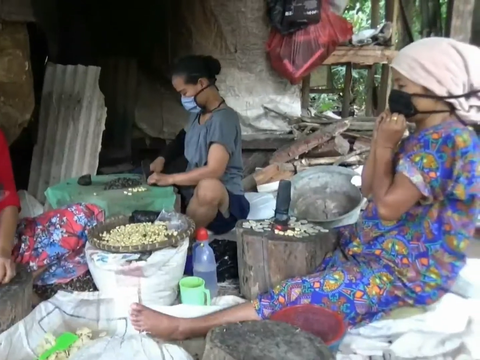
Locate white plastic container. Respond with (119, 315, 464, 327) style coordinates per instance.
(193, 228, 218, 299)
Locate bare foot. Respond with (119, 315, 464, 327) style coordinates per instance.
(130, 303, 184, 340)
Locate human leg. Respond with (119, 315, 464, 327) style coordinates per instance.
(186, 178, 229, 228)
(255, 253, 399, 327)
(130, 301, 259, 340)
(130, 253, 399, 340)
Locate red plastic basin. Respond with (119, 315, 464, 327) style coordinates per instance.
(270, 305, 346, 350)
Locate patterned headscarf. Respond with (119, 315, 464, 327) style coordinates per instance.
(391, 37, 480, 123)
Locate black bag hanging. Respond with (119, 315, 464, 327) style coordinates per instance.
(267, 0, 321, 35)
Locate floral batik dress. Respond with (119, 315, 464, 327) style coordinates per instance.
(254, 120, 480, 327)
(12, 203, 104, 285)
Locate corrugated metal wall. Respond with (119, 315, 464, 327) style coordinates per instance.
(28, 63, 107, 203)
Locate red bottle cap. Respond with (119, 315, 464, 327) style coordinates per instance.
(196, 228, 209, 241)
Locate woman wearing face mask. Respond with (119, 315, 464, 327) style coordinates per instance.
(130, 38, 480, 340)
(148, 55, 249, 234)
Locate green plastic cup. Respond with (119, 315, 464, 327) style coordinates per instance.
(179, 276, 211, 306)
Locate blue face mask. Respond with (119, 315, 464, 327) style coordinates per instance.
(181, 96, 201, 113)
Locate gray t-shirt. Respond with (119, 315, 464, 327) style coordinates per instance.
(184, 106, 244, 195)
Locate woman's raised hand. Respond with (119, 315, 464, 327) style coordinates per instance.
(376, 112, 407, 149)
(373, 110, 390, 141)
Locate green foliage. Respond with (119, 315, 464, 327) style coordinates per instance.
(311, 0, 448, 115)
(311, 0, 385, 114)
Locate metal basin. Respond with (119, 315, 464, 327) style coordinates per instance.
(289, 166, 364, 228)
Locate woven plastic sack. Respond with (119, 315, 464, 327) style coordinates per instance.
(85, 238, 188, 307)
(0, 291, 246, 360)
(267, 0, 353, 84)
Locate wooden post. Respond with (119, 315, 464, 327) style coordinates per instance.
(472, 0, 480, 46)
(450, 0, 475, 43)
(377, 0, 399, 113)
(341, 64, 353, 118)
(366, 0, 381, 116)
(301, 75, 311, 116)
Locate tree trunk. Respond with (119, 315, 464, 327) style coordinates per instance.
(450, 0, 475, 43)
(470, 0, 480, 45)
(236, 221, 337, 300)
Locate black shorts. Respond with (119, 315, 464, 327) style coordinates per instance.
(206, 191, 250, 234)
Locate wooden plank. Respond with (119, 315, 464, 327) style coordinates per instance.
(269, 120, 350, 164)
(323, 46, 397, 66)
(242, 134, 294, 150)
(306, 135, 350, 157)
(242, 151, 272, 177)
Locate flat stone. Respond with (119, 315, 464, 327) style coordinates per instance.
(202, 321, 334, 360)
(0, 265, 33, 332)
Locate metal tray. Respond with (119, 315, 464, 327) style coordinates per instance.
(289, 166, 364, 228)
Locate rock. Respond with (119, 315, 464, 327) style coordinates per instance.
(0, 265, 33, 332)
(202, 321, 334, 360)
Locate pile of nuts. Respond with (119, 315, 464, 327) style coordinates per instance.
(242, 217, 328, 238)
(104, 177, 142, 190)
(123, 186, 148, 196)
(99, 222, 177, 247)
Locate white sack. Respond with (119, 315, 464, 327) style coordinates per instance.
(85, 238, 189, 310)
(0, 291, 244, 360)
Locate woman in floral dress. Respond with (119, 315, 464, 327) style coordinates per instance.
(0, 129, 103, 289)
(129, 37, 480, 339)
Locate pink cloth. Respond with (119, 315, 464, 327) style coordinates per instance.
(391, 37, 480, 123)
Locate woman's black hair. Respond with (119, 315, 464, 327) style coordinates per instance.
(172, 55, 221, 85)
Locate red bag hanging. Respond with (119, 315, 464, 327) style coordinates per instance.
(266, 0, 353, 84)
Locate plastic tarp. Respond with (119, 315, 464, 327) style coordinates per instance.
(0, 291, 245, 360)
(45, 174, 176, 217)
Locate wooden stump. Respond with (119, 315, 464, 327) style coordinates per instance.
(0, 265, 33, 332)
(236, 220, 337, 300)
(202, 321, 334, 360)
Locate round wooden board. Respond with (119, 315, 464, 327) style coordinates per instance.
(0, 265, 33, 332)
(203, 320, 334, 360)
